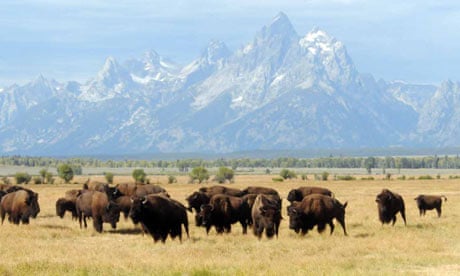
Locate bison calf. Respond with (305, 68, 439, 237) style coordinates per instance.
(414, 195, 447, 217)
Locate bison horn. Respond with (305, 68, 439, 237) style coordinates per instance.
(141, 197, 148, 205)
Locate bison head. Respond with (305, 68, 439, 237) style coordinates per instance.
(287, 206, 304, 233)
(129, 197, 147, 224)
(186, 192, 209, 213)
(198, 204, 213, 226)
(287, 189, 302, 202)
(259, 206, 281, 238)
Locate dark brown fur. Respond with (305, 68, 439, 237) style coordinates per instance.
(198, 185, 244, 197)
(241, 186, 279, 196)
(287, 194, 347, 236)
(414, 195, 447, 217)
(287, 186, 333, 202)
(128, 195, 189, 243)
(375, 189, 406, 226)
(198, 194, 250, 234)
(56, 198, 77, 219)
(251, 194, 282, 239)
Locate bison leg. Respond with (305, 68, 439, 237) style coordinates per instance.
(93, 216, 103, 233)
(336, 217, 347, 236)
(400, 210, 407, 226)
(0, 209, 5, 225)
(183, 222, 190, 239)
(436, 207, 442, 217)
(329, 221, 335, 235)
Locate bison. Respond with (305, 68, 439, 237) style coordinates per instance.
(56, 198, 78, 219)
(198, 194, 250, 234)
(76, 190, 120, 233)
(198, 185, 244, 197)
(1, 189, 40, 225)
(251, 194, 282, 239)
(375, 189, 406, 226)
(241, 186, 279, 196)
(287, 186, 333, 202)
(414, 195, 447, 217)
(113, 183, 166, 198)
(186, 191, 211, 226)
(287, 194, 348, 236)
(115, 195, 132, 219)
(129, 195, 189, 243)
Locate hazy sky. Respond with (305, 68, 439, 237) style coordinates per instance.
(1, 0, 460, 87)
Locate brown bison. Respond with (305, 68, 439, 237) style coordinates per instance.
(375, 189, 406, 226)
(83, 180, 110, 193)
(242, 186, 279, 196)
(185, 191, 211, 226)
(129, 195, 189, 243)
(1, 189, 40, 225)
(115, 195, 132, 219)
(251, 194, 282, 239)
(287, 194, 348, 236)
(198, 194, 250, 234)
(113, 183, 166, 198)
(414, 195, 447, 217)
(198, 185, 244, 197)
(56, 198, 78, 219)
(76, 191, 120, 233)
(287, 186, 333, 202)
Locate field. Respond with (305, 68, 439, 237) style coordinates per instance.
(1, 174, 459, 275)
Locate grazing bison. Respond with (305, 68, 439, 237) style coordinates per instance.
(129, 195, 189, 243)
(242, 186, 279, 196)
(56, 198, 78, 219)
(198, 194, 250, 234)
(375, 189, 406, 226)
(198, 185, 244, 197)
(287, 194, 348, 236)
(1, 190, 40, 225)
(287, 186, 333, 202)
(76, 191, 120, 233)
(414, 195, 447, 217)
(251, 194, 282, 239)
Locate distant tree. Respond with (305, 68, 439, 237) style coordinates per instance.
(57, 164, 74, 183)
(132, 169, 147, 184)
(321, 171, 329, 181)
(45, 172, 54, 184)
(189, 167, 209, 184)
(280, 169, 297, 180)
(71, 165, 83, 175)
(104, 172, 114, 184)
(364, 157, 376, 174)
(39, 169, 48, 183)
(213, 167, 234, 183)
(14, 172, 31, 184)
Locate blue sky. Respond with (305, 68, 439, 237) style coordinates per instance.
(1, 0, 460, 87)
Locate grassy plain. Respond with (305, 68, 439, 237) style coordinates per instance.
(1, 174, 459, 275)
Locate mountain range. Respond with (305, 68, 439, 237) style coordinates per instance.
(0, 12, 458, 156)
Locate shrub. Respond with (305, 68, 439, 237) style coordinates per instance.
(397, 175, 406, 180)
(213, 167, 234, 183)
(45, 172, 54, 184)
(57, 164, 74, 184)
(33, 176, 42, 184)
(418, 175, 434, 180)
(301, 174, 308, 181)
(168, 175, 177, 184)
(265, 168, 271, 174)
(189, 167, 209, 184)
(280, 169, 297, 180)
(336, 175, 355, 181)
(385, 173, 392, 180)
(132, 169, 147, 184)
(321, 171, 329, 181)
(104, 172, 114, 184)
(15, 172, 31, 184)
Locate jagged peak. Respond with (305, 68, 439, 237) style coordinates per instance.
(256, 12, 298, 42)
(201, 40, 231, 64)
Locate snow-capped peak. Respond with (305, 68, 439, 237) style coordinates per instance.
(203, 40, 231, 65)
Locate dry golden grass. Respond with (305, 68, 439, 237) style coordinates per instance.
(1, 175, 459, 275)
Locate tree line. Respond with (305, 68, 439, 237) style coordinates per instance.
(1, 155, 460, 171)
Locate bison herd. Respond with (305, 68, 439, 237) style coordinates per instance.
(0, 181, 449, 243)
